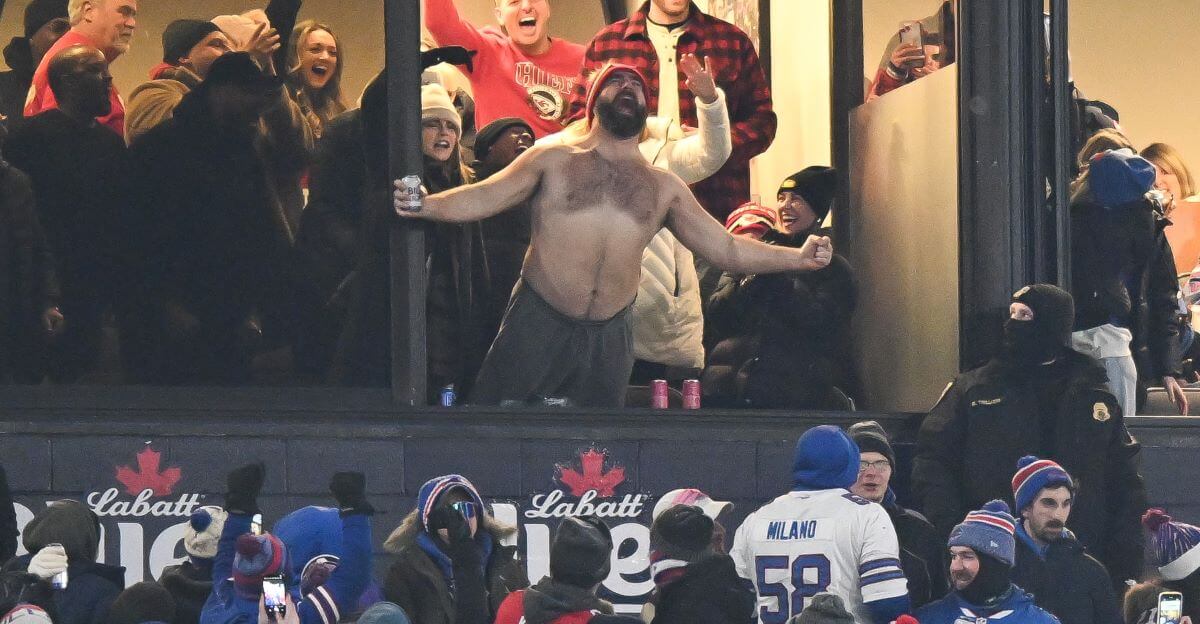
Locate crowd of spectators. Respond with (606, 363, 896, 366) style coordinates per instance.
(0, 0, 1193, 416)
(0, 411, 1196, 624)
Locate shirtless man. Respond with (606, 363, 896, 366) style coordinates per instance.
(394, 64, 832, 407)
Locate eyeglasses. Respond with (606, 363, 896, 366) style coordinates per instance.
(859, 460, 892, 472)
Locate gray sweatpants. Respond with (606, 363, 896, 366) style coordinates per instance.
(470, 280, 634, 407)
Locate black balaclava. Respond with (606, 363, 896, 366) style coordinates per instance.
(958, 552, 1013, 607)
(1003, 284, 1074, 365)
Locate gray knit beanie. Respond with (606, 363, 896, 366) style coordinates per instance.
(789, 593, 855, 624)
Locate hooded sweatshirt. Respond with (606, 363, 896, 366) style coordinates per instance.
(6, 501, 125, 624)
(199, 506, 372, 624)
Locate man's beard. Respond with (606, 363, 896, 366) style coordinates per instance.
(596, 97, 646, 139)
(1034, 520, 1065, 542)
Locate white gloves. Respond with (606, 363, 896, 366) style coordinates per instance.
(27, 544, 68, 580)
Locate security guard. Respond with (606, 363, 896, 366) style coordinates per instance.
(912, 284, 1147, 591)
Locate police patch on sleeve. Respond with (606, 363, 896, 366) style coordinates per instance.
(1093, 401, 1110, 422)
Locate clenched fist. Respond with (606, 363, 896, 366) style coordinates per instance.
(796, 235, 833, 272)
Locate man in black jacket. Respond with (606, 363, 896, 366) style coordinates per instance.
(4, 44, 125, 382)
(848, 421, 947, 608)
(1009, 455, 1122, 624)
(123, 52, 295, 384)
(0, 126, 60, 384)
(1069, 148, 1186, 416)
(0, 0, 69, 126)
(645, 505, 754, 624)
(913, 283, 1147, 590)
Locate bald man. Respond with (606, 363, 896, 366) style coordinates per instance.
(5, 44, 128, 382)
(394, 65, 832, 407)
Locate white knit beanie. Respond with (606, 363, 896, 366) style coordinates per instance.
(421, 83, 461, 129)
(184, 506, 228, 560)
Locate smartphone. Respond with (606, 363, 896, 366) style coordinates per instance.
(1159, 591, 1183, 624)
(251, 514, 263, 536)
(45, 543, 67, 589)
(899, 21, 924, 48)
(263, 575, 287, 618)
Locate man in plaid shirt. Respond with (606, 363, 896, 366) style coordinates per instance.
(567, 0, 776, 221)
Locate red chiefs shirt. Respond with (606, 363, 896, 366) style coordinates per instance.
(425, 0, 586, 138)
(494, 590, 598, 624)
(25, 30, 126, 137)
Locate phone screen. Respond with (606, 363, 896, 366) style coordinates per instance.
(263, 576, 287, 616)
(251, 514, 263, 536)
(899, 21, 923, 48)
(1159, 593, 1183, 624)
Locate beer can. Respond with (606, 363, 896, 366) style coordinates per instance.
(399, 175, 423, 212)
(682, 379, 701, 409)
(46, 543, 67, 589)
(439, 385, 456, 407)
(651, 379, 669, 409)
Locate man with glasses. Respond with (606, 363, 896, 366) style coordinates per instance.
(848, 421, 947, 608)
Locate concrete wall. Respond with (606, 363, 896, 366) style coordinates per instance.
(847, 66, 959, 413)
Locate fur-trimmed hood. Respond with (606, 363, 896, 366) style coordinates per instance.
(383, 507, 516, 554)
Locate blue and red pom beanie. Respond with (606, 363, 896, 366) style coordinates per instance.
(416, 475, 486, 533)
(792, 425, 861, 491)
(1011, 455, 1074, 512)
(233, 533, 287, 598)
(949, 500, 1017, 567)
(1144, 508, 1200, 581)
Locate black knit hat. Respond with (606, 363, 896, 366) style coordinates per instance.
(1011, 284, 1075, 347)
(550, 516, 613, 588)
(23, 0, 68, 39)
(846, 421, 895, 468)
(200, 52, 281, 92)
(473, 117, 532, 160)
(162, 20, 222, 64)
(651, 505, 714, 561)
(107, 582, 176, 624)
(777, 166, 837, 223)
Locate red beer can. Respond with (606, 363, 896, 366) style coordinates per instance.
(651, 379, 669, 409)
(682, 379, 701, 409)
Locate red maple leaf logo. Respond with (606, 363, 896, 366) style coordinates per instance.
(556, 448, 625, 497)
(115, 447, 181, 497)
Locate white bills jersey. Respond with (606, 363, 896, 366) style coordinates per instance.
(730, 488, 908, 624)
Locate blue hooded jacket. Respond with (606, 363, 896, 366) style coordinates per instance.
(200, 508, 372, 624)
(916, 584, 1062, 623)
(412, 475, 494, 587)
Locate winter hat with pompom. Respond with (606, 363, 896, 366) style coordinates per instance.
(184, 506, 227, 560)
(232, 533, 287, 598)
(1011, 456, 1074, 513)
(949, 500, 1017, 567)
(1143, 508, 1200, 581)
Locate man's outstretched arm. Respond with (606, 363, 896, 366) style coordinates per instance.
(665, 176, 831, 275)
(393, 144, 548, 223)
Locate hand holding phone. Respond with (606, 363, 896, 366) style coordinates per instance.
(1159, 591, 1184, 624)
(262, 575, 288, 621)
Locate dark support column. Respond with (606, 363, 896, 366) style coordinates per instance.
(1050, 0, 1072, 288)
(829, 0, 863, 245)
(386, 0, 427, 405)
(956, 0, 1048, 368)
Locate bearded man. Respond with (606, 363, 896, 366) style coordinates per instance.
(395, 64, 831, 407)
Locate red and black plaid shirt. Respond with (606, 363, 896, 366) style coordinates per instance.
(567, 1, 777, 220)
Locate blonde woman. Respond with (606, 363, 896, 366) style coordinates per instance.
(1144, 143, 1200, 275)
(285, 20, 347, 139)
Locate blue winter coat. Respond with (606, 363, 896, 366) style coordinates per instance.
(200, 509, 372, 624)
(915, 585, 1062, 624)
